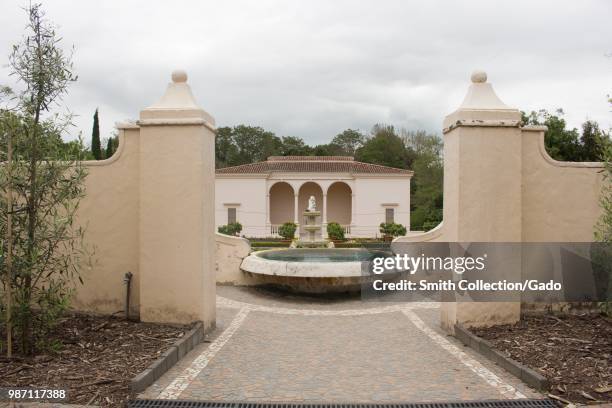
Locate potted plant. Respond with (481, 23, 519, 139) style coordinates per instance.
(379, 222, 406, 242)
(278, 222, 297, 242)
(217, 222, 243, 236)
(326, 222, 345, 242)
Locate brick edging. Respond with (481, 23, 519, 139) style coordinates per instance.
(454, 323, 549, 391)
(129, 321, 205, 395)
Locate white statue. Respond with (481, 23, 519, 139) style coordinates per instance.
(307, 195, 317, 212)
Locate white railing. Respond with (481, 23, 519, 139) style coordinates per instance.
(270, 224, 350, 237)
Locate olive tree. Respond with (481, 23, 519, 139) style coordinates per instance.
(0, 3, 90, 355)
(595, 145, 612, 315)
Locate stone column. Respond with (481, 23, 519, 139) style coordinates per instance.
(294, 193, 300, 238)
(440, 71, 522, 332)
(138, 70, 216, 330)
(351, 193, 356, 232)
(322, 193, 328, 239)
(265, 193, 270, 233)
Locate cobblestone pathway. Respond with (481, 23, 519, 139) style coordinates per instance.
(140, 286, 541, 402)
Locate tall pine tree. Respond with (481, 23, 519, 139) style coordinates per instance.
(91, 108, 101, 160)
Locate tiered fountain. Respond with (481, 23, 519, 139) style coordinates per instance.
(241, 195, 393, 293)
(302, 195, 321, 243)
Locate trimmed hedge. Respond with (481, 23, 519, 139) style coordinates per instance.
(334, 242, 390, 249)
(248, 237, 285, 242)
(333, 242, 364, 248)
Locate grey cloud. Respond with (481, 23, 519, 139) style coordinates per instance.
(1, 0, 610, 145)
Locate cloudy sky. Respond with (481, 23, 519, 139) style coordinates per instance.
(1, 0, 610, 145)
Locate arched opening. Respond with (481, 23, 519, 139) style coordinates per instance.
(269, 182, 295, 226)
(326, 182, 352, 225)
(298, 181, 323, 224)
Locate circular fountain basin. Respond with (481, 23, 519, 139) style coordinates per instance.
(240, 248, 390, 293)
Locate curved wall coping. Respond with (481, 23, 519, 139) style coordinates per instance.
(82, 117, 216, 169)
(523, 125, 604, 169)
(82, 126, 131, 168)
(215, 232, 251, 248)
(116, 121, 140, 130)
(393, 222, 444, 243)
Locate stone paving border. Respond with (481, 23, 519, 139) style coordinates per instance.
(130, 322, 205, 395)
(154, 296, 529, 401)
(454, 324, 549, 391)
(157, 309, 250, 400)
(405, 311, 526, 400)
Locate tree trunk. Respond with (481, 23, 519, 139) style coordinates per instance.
(6, 126, 13, 358)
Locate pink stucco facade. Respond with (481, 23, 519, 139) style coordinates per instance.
(215, 157, 412, 238)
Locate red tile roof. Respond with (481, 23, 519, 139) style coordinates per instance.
(267, 156, 355, 161)
(216, 156, 413, 175)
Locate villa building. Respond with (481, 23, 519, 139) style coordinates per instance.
(215, 156, 413, 238)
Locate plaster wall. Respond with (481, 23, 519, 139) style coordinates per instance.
(215, 177, 267, 237)
(398, 73, 605, 332)
(138, 122, 216, 328)
(70, 71, 217, 329)
(72, 127, 140, 316)
(442, 125, 523, 331)
(268, 182, 295, 226)
(521, 128, 603, 242)
(352, 177, 411, 237)
(215, 232, 252, 284)
(73, 121, 217, 327)
(402, 125, 605, 332)
(326, 182, 352, 225)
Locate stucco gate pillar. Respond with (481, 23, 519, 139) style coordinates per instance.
(138, 70, 216, 329)
(440, 71, 522, 332)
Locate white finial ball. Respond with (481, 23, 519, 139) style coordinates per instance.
(471, 70, 487, 83)
(172, 70, 188, 83)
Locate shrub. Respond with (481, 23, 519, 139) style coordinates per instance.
(217, 222, 242, 236)
(326, 222, 345, 241)
(379, 222, 407, 238)
(278, 222, 297, 240)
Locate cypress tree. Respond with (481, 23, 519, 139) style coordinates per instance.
(105, 137, 114, 158)
(91, 108, 101, 160)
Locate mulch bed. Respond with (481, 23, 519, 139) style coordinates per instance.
(0, 312, 190, 407)
(472, 313, 612, 405)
